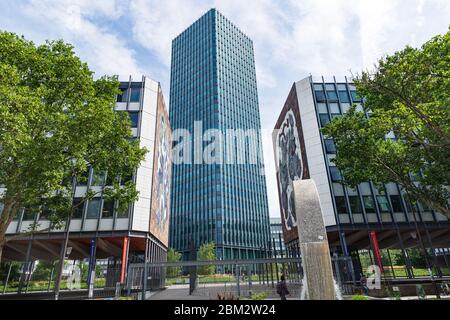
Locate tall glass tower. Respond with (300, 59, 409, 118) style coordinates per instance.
(169, 9, 271, 261)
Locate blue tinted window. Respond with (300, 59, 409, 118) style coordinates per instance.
(117, 88, 128, 102)
(351, 91, 362, 102)
(129, 112, 139, 128)
(339, 91, 350, 103)
(130, 88, 141, 102)
(377, 195, 390, 213)
(319, 114, 330, 127)
(326, 91, 338, 101)
(363, 196, 376, 213)
(330, 167, 342, 182)
(315, 91, 326, 102)
(325, 139, 336, 154)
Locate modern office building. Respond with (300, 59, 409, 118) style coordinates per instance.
(273, 75, 450, 276)
(3, 76, 172, 289)
(169, 9, 271, 261)
(270, 218, 286, 258)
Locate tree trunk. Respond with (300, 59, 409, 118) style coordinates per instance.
(0, 197, 19, 265)
(0, 239, 4, 265)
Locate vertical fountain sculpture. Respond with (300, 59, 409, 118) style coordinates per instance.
(293, 179, 337, 300)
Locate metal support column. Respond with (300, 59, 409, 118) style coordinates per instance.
(18, 240, 33, 294)
(386, 249, 396, 279)
(3, 263, 12, 294)
(141, 238, 149, 300)
(272, 238, 279, 282)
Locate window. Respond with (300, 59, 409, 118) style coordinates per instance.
(117, 88, 128, 102)
(72, 198, 84, 219)
(315, 90, 326, 102)
(363, 196, 376, 213)
(338, 91, 350, 103)
(318, 103, 328, 114)
(130, 88, 141, 102)
(330, 166, 342, 182)
(117, 203, 129, 218)
(129, 112, 139, 128)
(102, 200, 115, 218)
(377, 196, 390, 212)
(341, 103, 351, 113)
(86, 199, 101, 219)
(326, 90, 338, 101)
(313, 84, 323, 91)
(91, 170, 105, 186)
(390, 195, 403, 213)
(351, 91, 362, 102)
(349, 196, 363, 214)
(329, 103, 340, 114)
(335, 196, 348, 214)
(23, 208, 35, 221)
(325, 139, 336, 154)
(319, 114, 330, 127)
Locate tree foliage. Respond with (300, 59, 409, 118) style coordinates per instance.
(392, 248, 427, 268)
(0, 32, 147, 262)
(197, 242, 216, 275)
(166, 247, 182, 278)
(322, 28, 450, 218)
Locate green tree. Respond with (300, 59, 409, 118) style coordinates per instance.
(32, 261, 54, 281)
(166, 247, 182, 278)
(322, 29, 450, 218)
(0, 32, 147, 263)
(197, 242, 216, 275)
(392, 248, 427, 268)
(0, 261, 21, 284)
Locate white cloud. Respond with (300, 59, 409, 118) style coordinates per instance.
(130, 0, 211, 66)
(3, 0, 142, 79)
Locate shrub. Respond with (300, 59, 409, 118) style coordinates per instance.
(352, 294, 369, 300)
(251, 291, 268, 300)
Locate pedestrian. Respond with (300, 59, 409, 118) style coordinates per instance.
(276, 275, 290, 300)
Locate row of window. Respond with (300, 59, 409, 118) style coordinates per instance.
(76, 168, 133, 187)
(2, 198, 130, 222)
(117, 87, 141, 103)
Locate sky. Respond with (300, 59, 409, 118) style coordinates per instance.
(1, 0, 449, 218)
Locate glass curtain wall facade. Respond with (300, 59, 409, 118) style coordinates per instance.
(270, 218, 286, 258)
(169, 9, 271, 261)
